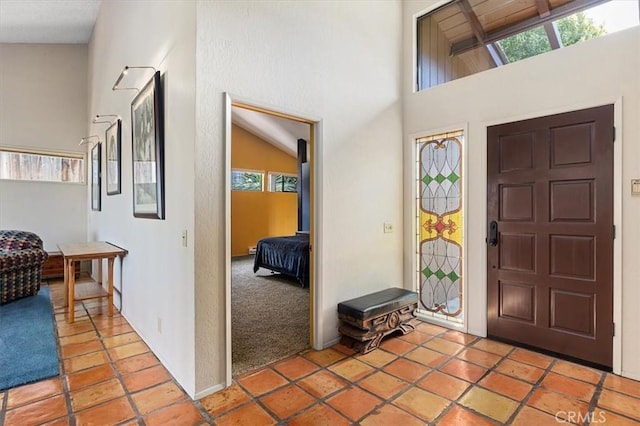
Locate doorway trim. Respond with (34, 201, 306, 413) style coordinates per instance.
(479, 97, 623, 375)
(223, 93, 323, 386)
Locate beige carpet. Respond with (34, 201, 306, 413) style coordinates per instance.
(232, 256, 310, 376)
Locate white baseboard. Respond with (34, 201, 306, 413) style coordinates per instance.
(194, 383, 226, 400)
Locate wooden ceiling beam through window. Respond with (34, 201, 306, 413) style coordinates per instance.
(457, 0, 500, 67)
(450, 0, 609, 56)
(536, 0, 552, 18)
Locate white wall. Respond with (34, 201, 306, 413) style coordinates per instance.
(0, 44, 87, 251)
(195, 0, 403, 395)
(403, 1, 640, 380)
(88, 1, 196, 395)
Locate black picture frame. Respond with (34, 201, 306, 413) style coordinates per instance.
(91, 143, 101, 211)
(105, 118, 122, 195)
(131, 71, 164, 219)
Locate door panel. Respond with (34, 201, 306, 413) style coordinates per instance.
(487, 105, 614, 368)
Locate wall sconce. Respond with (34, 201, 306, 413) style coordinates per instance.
(92, 114, 119, 125)
(112, 66, 156, 92)
(79, 135, 100, 146)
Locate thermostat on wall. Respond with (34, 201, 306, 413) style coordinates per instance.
(632, 179, 640, 196)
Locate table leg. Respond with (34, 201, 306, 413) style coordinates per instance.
(107, 257, 114, 317)
(63, 256, 68, 308)
(68, 258, 76, 323)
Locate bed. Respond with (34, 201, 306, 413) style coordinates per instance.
(253, 233, 309, 287)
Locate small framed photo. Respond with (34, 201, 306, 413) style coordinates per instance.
(105, 118, 122, 195)
(91, 143, 101, 211)
(131, 71, 164, 219)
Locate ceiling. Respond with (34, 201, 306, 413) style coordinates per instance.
(0, 0, 101, 44)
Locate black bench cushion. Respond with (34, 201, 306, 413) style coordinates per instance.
(338, 287, 418, 321)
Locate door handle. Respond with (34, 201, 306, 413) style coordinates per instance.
(487, 221, 498, 246)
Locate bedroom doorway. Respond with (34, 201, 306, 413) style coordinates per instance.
(225, 97, 317, 379)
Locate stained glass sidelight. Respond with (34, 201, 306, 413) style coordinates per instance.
(416, 130, 464, 323)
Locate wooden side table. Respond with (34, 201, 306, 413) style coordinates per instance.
(57, 241, 127, 323)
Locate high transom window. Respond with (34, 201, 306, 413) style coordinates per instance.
(417, 0, 639, 91)
(0, 148, 84, 183)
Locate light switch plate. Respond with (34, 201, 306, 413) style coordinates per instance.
(632, 179, 640, 196)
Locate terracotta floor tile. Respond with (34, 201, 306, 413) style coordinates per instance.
(92, 316, 128, 328)
(297, 370, 348, 398)
(604, 374, 640, 399)
(70, 378, 125, 411)
(358, 371, 410, 399)
(74, 396, 134, 425)
(131, 381, 186, 415)
(4, 394, 68, 426)
(552, 360, 603, 384)
(328, 358, 375, 381)
(66, 364, 115, 391)
(458, 386, 519, 423)
(331, 343, 358, 355)
(237, 368, 288, 397)
(97, 324, 134, 337)
(383, 358, 431, 382)
(273, 356, 319, 381)
(508, 348, 553, 369)
(541, 372, 596, 401)
(107, 341, 149, 361)
(59, 331, 98, 346)
(440, 358, 487, 383)
(392, 387, 450, 422)
(102, 332, 141, 349)
(326, 386, 382, 421)
(496, 359, 545, 383)
(122, 364, 171, 393)
(260, 384, 315, 419)
(591, 407, 640, 425)
(7, 377, 63, 408)
(215, 402, 276, 426)
(63, 350, 109, 374)
(416, 322, 447, 335)
(115, 352, 160, 374)
(360, 403, 424, 426)
(417, 371, 470, 400)
(527, 388, 590, 423)
(457, 347, 503, 368)
(379, 337, 417, 355)
(396, 330, 432, 345)
(437, 405, 497, 426)
(472, 339, 513, 356)
(511, 406, 560, 426)
(441, 330, 478, 345)
(354, 348, 397, 368)
(287, 403, 350, 426)
(598, 389, 640, 421)
(424, 337, 465, 355)
(144, 401, 205, 426)
(42, 416, 71, 426)
(57, 321, 93, 337)
(479, 372, 533, 401)
(200, 383, 251, 417)
(405, 347, 448, 367)
(61, 340, 104, 359)
(302, 348, 346, 367)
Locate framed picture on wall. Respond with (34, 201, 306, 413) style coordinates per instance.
(91, 143, 101, 211)
(131, 71, 165, 219)
(105, 118, 122, 195)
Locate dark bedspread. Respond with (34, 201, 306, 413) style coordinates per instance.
(253, 234, 309, 287)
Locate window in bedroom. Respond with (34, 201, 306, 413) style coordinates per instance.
(416, 130, 464, 325)
(0, 148, 84, 183)
(231, 169, 263, 191)
(268, 172, 297, 193)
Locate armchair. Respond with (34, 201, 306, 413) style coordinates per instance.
(0, 230, 48, 304)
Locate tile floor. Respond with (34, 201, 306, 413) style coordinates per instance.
(1, 280, 640, 425)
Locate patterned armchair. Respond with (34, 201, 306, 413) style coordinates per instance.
(0, 230, 48, 304)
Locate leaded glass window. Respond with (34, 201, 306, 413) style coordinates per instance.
(416, 130, 464, 324)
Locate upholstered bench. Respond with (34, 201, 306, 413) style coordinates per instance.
(338, 287, 418, 354)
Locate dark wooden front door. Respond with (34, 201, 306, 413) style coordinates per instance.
(487, 105, 614, 368)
